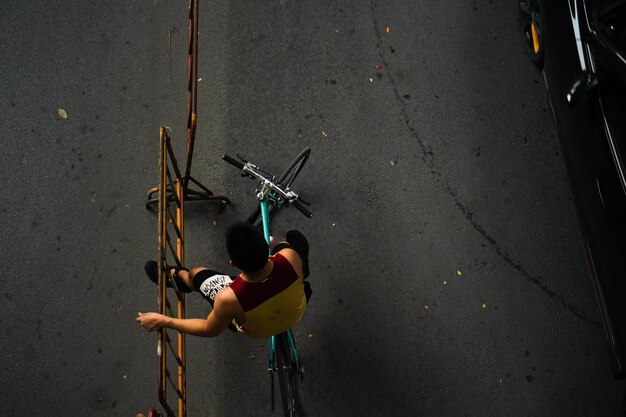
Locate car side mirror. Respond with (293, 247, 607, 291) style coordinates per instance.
(566, 71, 599, 107)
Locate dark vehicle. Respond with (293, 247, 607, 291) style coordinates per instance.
(519, 0, 626, 379)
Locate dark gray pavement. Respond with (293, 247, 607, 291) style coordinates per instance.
(1, 0, 624, 416)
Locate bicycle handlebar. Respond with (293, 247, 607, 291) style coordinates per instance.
(222, 154, 245, 170)
(292, 199, 312, 218)
(222, 154, 312, 218)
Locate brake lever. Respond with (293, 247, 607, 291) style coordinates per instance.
(297, 195, 311, 206)
(234, 154, 256, 178)
(236, 153, 249, 164)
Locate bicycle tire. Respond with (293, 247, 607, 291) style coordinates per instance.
(276, 332, 298, 417)
(248, 147, 311, 228)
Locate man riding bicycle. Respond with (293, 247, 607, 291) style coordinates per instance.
(136, 222, 311, 339)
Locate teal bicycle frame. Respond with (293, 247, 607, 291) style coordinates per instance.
(259, 198, 302, 376)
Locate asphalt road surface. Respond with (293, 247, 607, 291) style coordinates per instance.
(1, 0, 624, 416)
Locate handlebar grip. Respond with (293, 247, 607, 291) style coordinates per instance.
(292, 199, 312, 218)
(223, 154, 245, 170)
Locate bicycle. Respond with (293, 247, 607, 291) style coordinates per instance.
(223, 148, 312, 417)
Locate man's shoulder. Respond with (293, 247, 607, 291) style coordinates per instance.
(273, 249, 303, 278)
(274, 247, 301, 263)
(214, 286, 238, 309)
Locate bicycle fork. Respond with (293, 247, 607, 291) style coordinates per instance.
(268, 331, 304, 411)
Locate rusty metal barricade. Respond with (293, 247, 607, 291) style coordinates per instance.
(145, 0, 229, 416)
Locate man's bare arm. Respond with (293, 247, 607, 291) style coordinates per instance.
(136, 290, 238, 337)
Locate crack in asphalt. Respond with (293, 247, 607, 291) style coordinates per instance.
(86, 264, 97, 294)
(369, 0, 600, 327)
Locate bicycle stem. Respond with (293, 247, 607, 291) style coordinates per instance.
(260, 199, 271, 252)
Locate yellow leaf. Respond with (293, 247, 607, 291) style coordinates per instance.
(457, 270, 462, 276)
(386, 26, 391, 33)
(443, 280, 447, 285)
(482, 303, 487, 309)
(424, 305, 429, 310)
(57, 108, 68, 119)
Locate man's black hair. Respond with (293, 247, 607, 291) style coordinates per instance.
(225, 222, 269, 273)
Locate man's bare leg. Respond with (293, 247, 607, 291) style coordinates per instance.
(168, 267, 210, 292)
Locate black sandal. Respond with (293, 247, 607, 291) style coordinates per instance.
(144, 261, 192, 293)
(168, 264, 188, 276)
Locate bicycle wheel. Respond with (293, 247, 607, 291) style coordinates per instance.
(276, 332, 298, 417)
(248, 148, 311, 228)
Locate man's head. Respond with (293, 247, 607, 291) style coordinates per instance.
(225, 222, 269, 273)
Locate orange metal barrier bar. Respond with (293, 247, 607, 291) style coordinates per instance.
(184, 0, 198, 184)
(146, 0, 229, 211)
(157, 126, 187, 417)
